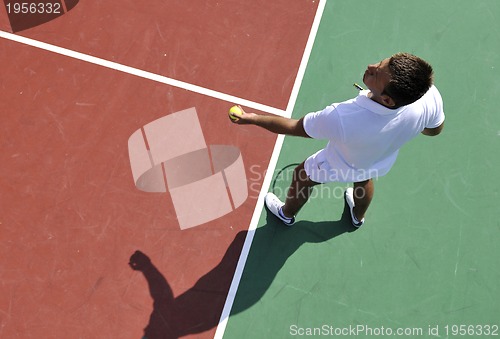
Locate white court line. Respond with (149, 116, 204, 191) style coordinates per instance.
(286, 0, 326, 115)
(213, 134, 286, 338)
(213, 0, 326, 338)
(0, 30, 286, 117)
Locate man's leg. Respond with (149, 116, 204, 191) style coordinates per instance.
(353, 179, 374, 221)
(281, 162, 320, 218)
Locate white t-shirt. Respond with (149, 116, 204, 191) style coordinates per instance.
(303, 85, 445, 182)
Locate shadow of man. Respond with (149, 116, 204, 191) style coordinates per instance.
(129, 204, 355, 339)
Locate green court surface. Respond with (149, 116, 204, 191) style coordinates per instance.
(223, 1, 500, 338)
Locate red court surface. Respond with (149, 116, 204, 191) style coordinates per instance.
(0, 1, 318, 338)
(2, 0, 318, 109)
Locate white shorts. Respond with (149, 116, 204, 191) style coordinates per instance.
(305, 149, 388, 183)
(304, 149, 337, 184)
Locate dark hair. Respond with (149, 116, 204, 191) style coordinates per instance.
(383, 52, 434, 107)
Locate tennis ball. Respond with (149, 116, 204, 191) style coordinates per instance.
(229, 105, 243, 122)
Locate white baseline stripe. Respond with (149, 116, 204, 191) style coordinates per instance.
(0, 30, 286, 117)
(213, 134, 285, 339)
(214, 0, 326, 338)
(286, 0, 327, 115)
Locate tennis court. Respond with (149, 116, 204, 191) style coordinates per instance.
(1, 1, 499, 338)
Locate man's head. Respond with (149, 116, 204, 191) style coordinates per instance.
(363, 52, 434, 108)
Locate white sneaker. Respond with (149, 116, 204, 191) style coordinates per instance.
(345, 188, 364, 228)
(265, 192, 295, 226)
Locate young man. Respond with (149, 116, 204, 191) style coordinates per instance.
(231, 53, 445, 227)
